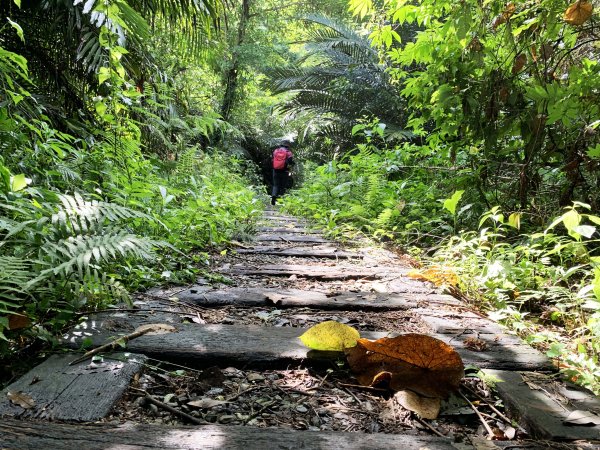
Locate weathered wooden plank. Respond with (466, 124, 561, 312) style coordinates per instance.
(255, 233, 330, 243)
(484, 370, 600, 440)
(0, 418, 456, 450)
(237, 246, 362, 259)
(63, 322, 551, 371)
(225, 264, 409, 280)
(175, 287, 456, 310)
(0, 353, 146, 422)
(257, 226, 318, 234)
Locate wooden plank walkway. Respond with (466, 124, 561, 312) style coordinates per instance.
(0, 353, 146, 422)
(0, 418, 456, 450)
(236, 245, 362, 259)
(61, 321, 552, 371)
(3, 208, 599, 449)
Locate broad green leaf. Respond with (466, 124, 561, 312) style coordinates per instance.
(587, 144, 600, 159)
(443, 190, 464, 216)
(13, 0, 21, 7)
(507, 212, 521, 229)
(562, 209, 581, 232)
(10, 174, 29, 192)
(7, 18, 24, 42)
(299, 321, 360, 351)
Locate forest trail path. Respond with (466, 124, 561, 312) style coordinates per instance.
(1, 208, 599, 449)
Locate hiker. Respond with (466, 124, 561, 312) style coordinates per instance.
(271, 140, 294, 205)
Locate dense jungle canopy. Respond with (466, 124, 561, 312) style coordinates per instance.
(1, 0, 600, 393)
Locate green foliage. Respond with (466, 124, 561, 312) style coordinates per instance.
(430, 204, 600, 393)
(283, 123, 450, 243)
(359, 0, 600, 211)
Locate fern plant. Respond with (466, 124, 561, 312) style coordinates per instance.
(0, 187, 167, 343)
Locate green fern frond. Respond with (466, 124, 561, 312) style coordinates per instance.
(52, 193, 153, 236)
(0, 256, 33, 312)
(32, 230, 160, 284)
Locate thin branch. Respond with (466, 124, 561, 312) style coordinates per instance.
(68, 327, 155, 366)
(131, 388, 208, 425)
(459, 391, 494, 438)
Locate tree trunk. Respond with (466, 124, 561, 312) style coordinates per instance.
(221, 0, 251, 121)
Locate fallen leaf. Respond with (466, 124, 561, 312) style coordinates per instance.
(299, 321, 360, 351)
(134, 323, 177, 335)
(345, 334, 464, 398)
(564, 1, 593, 26)
(407, 266, 458, 286)
(188, 398, 230, 409)
(396, 390, 441, 419)
(463, 336, 489, 352)
(7, 391, 35, 409)
(8, 313, 31, 330)
(563, 409, 600, 426)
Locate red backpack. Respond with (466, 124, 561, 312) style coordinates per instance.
(272, 147, 290, 170)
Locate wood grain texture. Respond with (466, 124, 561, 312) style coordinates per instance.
(236, 246, 361, 259)
(0, 353, 146, 422)
(225, 264, 409, 280)
(62, 322, 551, 371)
(484, 370, 600, 440)
(255, 233, 330, 243)
(0, 418, 456, 449)
(176, 287, 454, 310)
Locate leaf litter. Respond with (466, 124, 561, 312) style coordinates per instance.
(107, 360, 527, 442)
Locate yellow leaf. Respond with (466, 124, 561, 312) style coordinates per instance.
(299, 321, 360, 351)
(407, 266, 458, 286)
(564, 1, 593, 26)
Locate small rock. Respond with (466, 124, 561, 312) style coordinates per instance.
(247, 373, 265, 382)
(296, 405, 309, 413)
(219, 415, 235, 424)
(206, 387, 224, 395)
(148, 404, 159, 416)
(133, 397, 147, 407)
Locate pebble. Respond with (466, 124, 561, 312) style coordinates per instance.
(296, 405, 309, 413)
(219, 415, 235, 424)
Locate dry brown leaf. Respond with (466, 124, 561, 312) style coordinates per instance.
(396, 390, 441, 419)
(8, 313, 31, 330)
(7, 391, 35, 409)
(345, 334, 464, 398)
(492, 3, 516, 29)
(564, 1, 593, 26)
(512, 53, 527, 74)
(134, 323, 177, 335)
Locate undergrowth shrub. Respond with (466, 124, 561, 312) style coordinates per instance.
(428, 204, 600, 393)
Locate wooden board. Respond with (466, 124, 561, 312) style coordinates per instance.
(175, 287, 455, 310)
(236, 246, 361, 259)
(225, 264, 409, 280)
(484, 370, 600, 440)
(0, 353, 146, 422)
(0, 418, 456, 449)
(257, 227, 318, 234)
(255, 234, 330, 243)
(62, 322, 551, 371)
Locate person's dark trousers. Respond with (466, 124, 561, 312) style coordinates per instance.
(271, 169, 288, 204)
